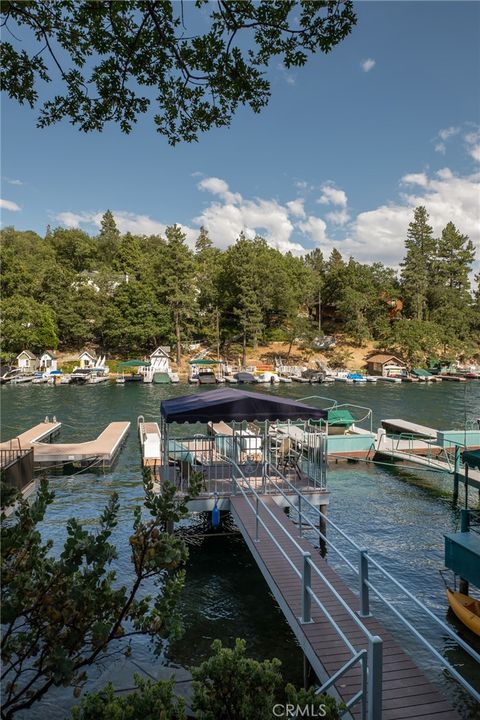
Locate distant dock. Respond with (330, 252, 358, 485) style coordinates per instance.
(1, 420, 130, 469)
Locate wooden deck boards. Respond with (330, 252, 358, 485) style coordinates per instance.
(0, 421, 61, 450)
(230, 495, 460, 720)
(25, 422, 130, 466)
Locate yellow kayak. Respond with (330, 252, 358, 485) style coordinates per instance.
(447, 588, 480, 637)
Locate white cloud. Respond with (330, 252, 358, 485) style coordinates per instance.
(54, 211, 91, 228)
(401, 173, 428, 187)
(295, 180, 308, 191)
(3, 177, 23, 186)
(277, 62, 296, 86)
(51, 159, 479, 271)
(318, 183, 347, 207)
(198, 176, 242, 204)
(326, 209, 350, 226)
(464, 130, 480, 162)
(298, 216, 329, 247)
(286, 199, 306, 218)
(439, 126, 460, 142)
(361, 58, 376, 73)
(0, 198, 21, 211)
(347, 167, 480, 266)
(434, 126, 461, 154)
(194, 196, 304, 255)
(470, 145, 480, 163)
(52, 210, 197, 247)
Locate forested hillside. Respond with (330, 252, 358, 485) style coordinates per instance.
(1, 206, 478, 366)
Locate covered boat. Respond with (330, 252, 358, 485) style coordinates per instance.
(447, 589, 480, 636)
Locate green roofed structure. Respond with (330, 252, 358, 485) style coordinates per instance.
(188, 359, 223, 365)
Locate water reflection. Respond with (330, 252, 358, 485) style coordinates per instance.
(1, 381, 479, 718)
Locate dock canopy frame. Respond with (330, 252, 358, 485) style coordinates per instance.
(160, 388, 328, 424)
(118, 359, 151, 367)
(188, 359, 224, 365)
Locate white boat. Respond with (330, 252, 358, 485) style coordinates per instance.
(278, 375, 292, 383)
(255, 371, 280, 384)
(224, 374, 239, 384)
(32, 373, 48, 384)
(168, 372, 180, 383)
(334, 371, 353, 384)
(87, 356, 110, 383)
(347, 373, 367, 384)
(366, 376, 378, 383)
(377, 376, 402, 383)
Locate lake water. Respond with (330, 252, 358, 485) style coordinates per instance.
(1, 380, 480, 719)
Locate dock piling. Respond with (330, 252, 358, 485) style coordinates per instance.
(319, 504, 327, 557)
(300, 552, 312, 624)
(367, 636, 383, 720)
(359, 549, 371, 618)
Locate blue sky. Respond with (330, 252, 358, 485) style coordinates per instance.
(1, 1, 479, 269)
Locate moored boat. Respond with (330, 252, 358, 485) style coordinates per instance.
(447, 588, 480, 636)
(234, 371, 257, 384)
(347, 372, 367, 384)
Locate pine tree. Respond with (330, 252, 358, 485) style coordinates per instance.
(434, 222, 475, 293)
(400, 206, 436, 321)
(161, 226, 196, 364)
(98, 210, 120, 265)
(195, 227, 221, 348)
(429, 222, 476, 348)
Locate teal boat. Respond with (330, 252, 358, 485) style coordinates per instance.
(153, 372, 171, 384)
(311, 408, 355, 435)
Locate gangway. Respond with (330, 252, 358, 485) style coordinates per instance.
(229, 460, 479, 719)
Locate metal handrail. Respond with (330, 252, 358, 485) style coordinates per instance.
(228, 459, 381, 720)
(262, 462, 480, 703)
(364, 576, 480, 704)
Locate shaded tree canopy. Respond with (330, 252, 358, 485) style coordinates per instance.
(0, 0, 356, 143)
(0, 205, 477, 365)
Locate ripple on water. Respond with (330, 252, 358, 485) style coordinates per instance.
(1, 381, 480, 719)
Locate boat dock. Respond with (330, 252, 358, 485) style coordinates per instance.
(0, 419, 62, 450)
(1, 420, 130, 469)
(231, 493, 461, 720)
(381, 419, 437, 439)
(136, 390, 480, 715)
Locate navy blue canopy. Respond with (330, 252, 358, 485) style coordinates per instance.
(160, 388, 328, 424)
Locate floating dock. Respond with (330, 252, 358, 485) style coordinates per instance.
(0, 420, 61, 450)
(381, 419, 437, 439)
(1, 420, 130, 469)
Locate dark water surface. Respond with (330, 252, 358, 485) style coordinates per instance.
(1, 381, 479, 718)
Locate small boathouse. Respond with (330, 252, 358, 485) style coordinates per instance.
(138, 388, 479, 718)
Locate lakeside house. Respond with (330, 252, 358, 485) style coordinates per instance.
(366, 353, 407, 377)
(38, 351, 58, 372)
(149, 346, 171, 373)
(16, 350, 37, 371)
(78, 350, 96, 369)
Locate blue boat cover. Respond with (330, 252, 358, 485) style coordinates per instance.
(160, 388, 327, 424)
(463, 449, 480, 470)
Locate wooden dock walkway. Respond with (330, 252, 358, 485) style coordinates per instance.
(230, 495, 460, 720)
(0, 420, 61, 450)
(381, 419, 437, 439)
(31, 422, 130, 468)
(2, 421, 130, 469)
